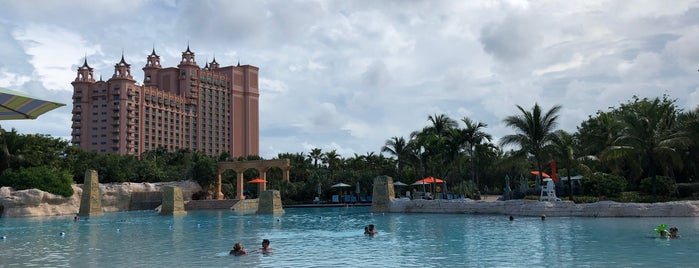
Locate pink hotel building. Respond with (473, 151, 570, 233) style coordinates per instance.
(70, 46, 259, 157)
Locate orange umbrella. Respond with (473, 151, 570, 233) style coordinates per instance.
(417, 176, 444, 184)
(248, 178, 267, 183)
(530, 171, 550, 178)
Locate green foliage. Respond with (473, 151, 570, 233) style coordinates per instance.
(639, 176, 678, 197)
(572, 196, 599, 203)
(617, 191, 641, 202)
(581, 173, 627, 197)
(0, 166, 74, 197)
(677, 183, 699, 198)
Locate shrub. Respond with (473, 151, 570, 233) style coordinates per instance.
(617, 191, 641, 202)
(0, 166, 74, 197)
(581, 173, 626, 197)
(677, 183, 699, 198)
(639, 176, 677, 197)
(572, 196, 599, 203)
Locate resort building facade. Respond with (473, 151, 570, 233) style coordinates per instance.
(70, 46, 259, 157)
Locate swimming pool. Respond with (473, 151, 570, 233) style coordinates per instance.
(1, 206, 697, 267)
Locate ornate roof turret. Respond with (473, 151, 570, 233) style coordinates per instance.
(149, 47, 159, 57)
(179, 44, 197, 66)
(118, 52, 130, 67)
(74, 57, 95, 83)
(210, 55, 219, 69)
(113, 51, 134, 80)
(81, 58, 91, 69)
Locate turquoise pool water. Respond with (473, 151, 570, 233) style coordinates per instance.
(1, 206, 698, 267)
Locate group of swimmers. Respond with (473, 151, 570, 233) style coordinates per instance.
(231, 224, 378, 256)
(229, 239, 272, 256)
(658, 225, 680, 239)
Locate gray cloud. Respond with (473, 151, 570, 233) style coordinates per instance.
(0, 0, 698, 159)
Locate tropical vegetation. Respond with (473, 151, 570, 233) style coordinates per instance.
(0, 95, 697, 203)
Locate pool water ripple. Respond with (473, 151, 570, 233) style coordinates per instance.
(2, 207, 699, 267)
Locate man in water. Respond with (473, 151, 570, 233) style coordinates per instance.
(669, 227, 680, 238)
(261, 239, 272, 253)
(364, 224, 378, 235)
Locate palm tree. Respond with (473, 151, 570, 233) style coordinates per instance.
(322, 149, 341, 180)
(501, 103, 562, 186)
(308, 148, 323, 168)
(382, 136, 411, 180)
(548, 130, 578, 200)
(461, 117, 492, 186)
(422, 114, 458, 196)
(605, 97, 689, 194)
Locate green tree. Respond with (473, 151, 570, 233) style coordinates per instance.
(381, 136, 411, 180)
(603, 96, 690, 194)
(501, 103, 562, 187)
(308, 148, 323, 168)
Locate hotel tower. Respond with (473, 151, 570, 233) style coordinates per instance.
(70, 46, 259, 157)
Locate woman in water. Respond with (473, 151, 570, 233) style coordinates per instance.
(229, 242, 247, 256)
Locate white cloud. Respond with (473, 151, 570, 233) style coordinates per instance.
(0, 69, 31, 88)
(12, 24, 101, 91)
(1, 1, 698, 159)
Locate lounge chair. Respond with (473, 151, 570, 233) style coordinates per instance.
(332, 195, 339, 203)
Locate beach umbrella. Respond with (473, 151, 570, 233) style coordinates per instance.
(417, 176, 444, 184)
(331, 182, 351, 188)
(248, 178, 267, 183)
(0, 87, 65, 120)
(393, 181, 408, 186)
(331, 182, 351, 203)
(530, 171, 550, 178)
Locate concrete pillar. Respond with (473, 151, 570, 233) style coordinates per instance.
(236, 170, 245, 200)
(78, 169, 103, 217)
(371, 175, 395, 213)
(282, 167, 290, 182)
(160, 186, 186, 215)
(257, 190, 284, 214)
(216, 171, 224, 200)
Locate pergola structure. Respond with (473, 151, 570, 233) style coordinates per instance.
(216, 159, 291, 200)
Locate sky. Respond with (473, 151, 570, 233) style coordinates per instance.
(0, 0, 698, 159)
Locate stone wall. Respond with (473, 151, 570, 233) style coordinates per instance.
(386, 199, 699, 217)
(0, 181, 202, 218)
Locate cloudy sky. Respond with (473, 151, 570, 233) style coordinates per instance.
(1, 0, 698, 159)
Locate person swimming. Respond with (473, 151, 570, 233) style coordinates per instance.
(364, 224, 378, 235)
(669, 227, 680, 238)
(261, 239, 272, 253)
(229, 242, 247, 256)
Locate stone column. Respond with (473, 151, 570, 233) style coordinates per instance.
(236, 170, 245, 200)
(371, 175, 395, 213)
(78, 169, 103, 217)
(257, 190, 284, 214)
(160, 186, 186, 215)
(260, 168, 268, 192)
(216, 170, 224, 200)
(282, 167, 290, 182)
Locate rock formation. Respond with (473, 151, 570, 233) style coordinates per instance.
(78, 169, 103, 217)
(160, 186, 186, 215)
(257, 190, 284, 214)
(0, 181, 202, 218)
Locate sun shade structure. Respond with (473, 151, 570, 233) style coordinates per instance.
(0, 87, 65, 120)
(248, 178, 267, 183)
(530, 171, 551, 178)
(415, 177, 444, 184)
(331, 182, 351, 188)
(393, 181, 408, 186)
